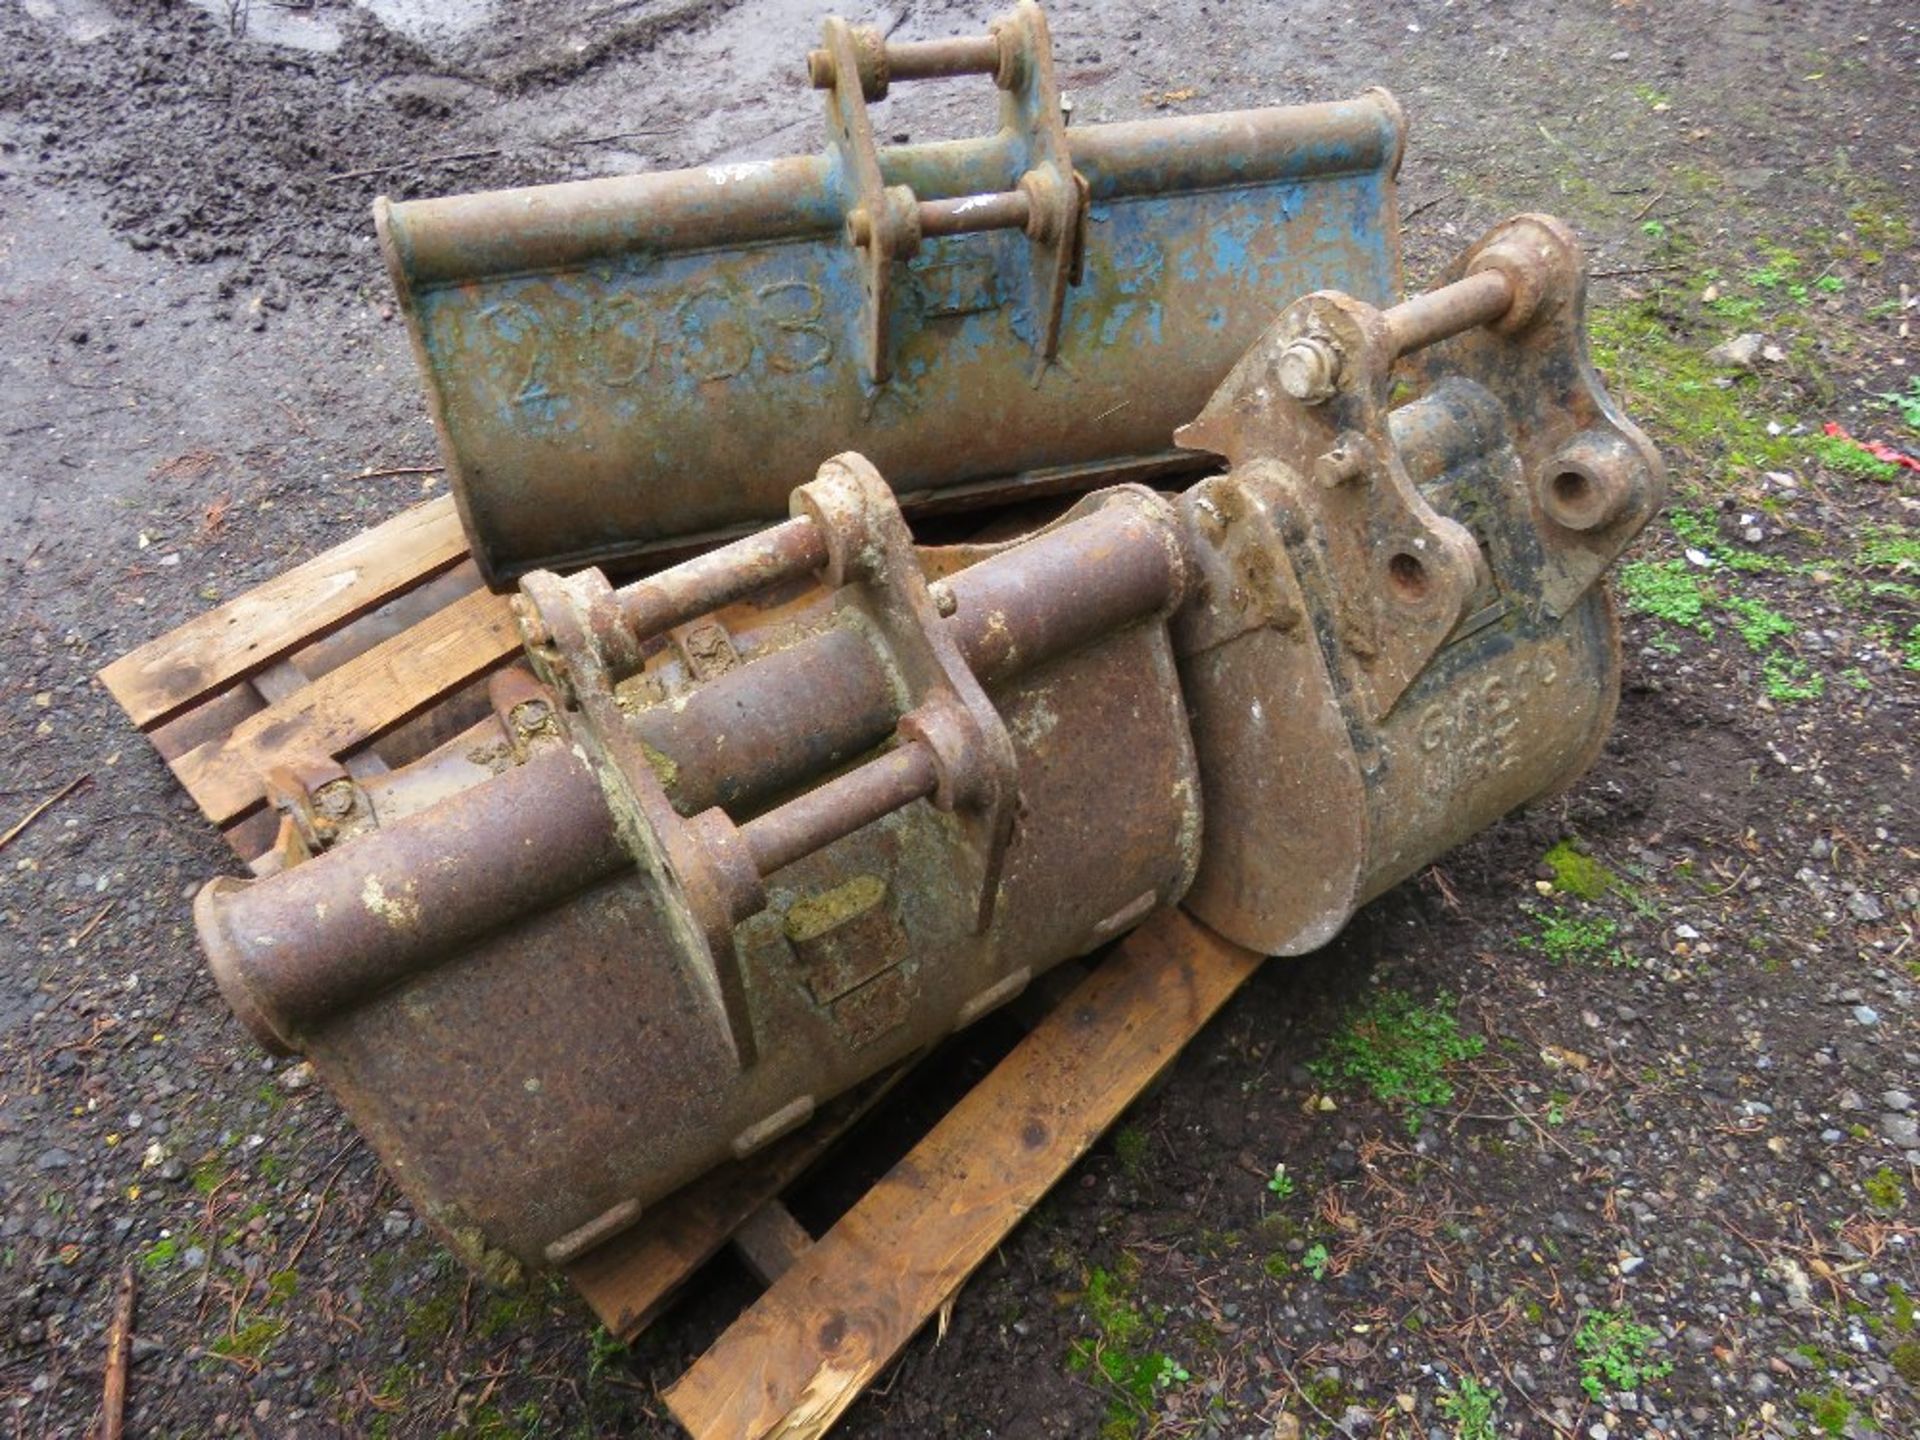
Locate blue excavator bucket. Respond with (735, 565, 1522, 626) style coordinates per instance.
(375, 2, 1404, 583)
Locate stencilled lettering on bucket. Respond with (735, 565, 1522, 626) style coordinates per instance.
(1417, 648, 1561, 782)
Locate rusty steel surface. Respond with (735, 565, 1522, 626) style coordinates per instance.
(199, 477, 1202, 1275)
(193, 6, 1666, 1282)
(1172, 214, 1662, 954)
(376, 1, 1405, 583)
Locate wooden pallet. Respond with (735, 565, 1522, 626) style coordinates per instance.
(98, 499, 1263, 1438)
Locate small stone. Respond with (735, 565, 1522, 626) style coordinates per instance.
(381, 1210, 412, 1239)
(1707, 333, 1764, 369)
(1848, 892, 1885, 923)
(278, 1062, 315, 1092)
(34, 1148, 72, 1172)
(1272, 1416, 1302, 1440)
(1884, 1091, 1914, 1114)
(1853, 1006, 1881, 1027)
(1880, 1113, 1920, 1150)
(1619, 1255, 1646, 1276)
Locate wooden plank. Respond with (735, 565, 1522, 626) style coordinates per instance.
(166, 585, 520, 827)
(568, 1071, 908, 1344)
(98, 496, 468, 732)
(663, 909, 1262, 1440)
(730, 1202, 814, 1287)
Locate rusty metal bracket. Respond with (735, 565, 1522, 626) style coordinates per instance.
(1395, 215, 1663, 617)
(813, 2, 1086, 383)
(514, 454, 1025, 1069)
(1172, 216, 1641, 721)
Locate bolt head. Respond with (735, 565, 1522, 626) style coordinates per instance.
(1277, 337, 1341, 404)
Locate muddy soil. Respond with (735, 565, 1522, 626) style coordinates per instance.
(2, 1, 1917, 1437)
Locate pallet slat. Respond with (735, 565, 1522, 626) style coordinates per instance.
(99, 496, 469, 731)
(167, 585, 520, 826)
(663, 909, 1262, 1440)
(730, 1202, 814, 1286)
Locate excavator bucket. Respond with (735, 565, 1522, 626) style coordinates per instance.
(189, 6, 1662, 1285)
(376, 2, 1405, 583)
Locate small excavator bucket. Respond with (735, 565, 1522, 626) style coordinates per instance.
(376, 2, 1405, 583)
(187, 5, 1663, 1284)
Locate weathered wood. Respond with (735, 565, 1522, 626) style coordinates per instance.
(567, 1071, 909, 1344)
(167, 585, 519, 827)
(730, 1202, 814, 1286)
(663, 909, 1262, 1440)
(98, 496, 468, 732)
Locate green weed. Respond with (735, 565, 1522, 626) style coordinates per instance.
(1439, 1375, 1501, 1440)
(1527, 907, 1620, 965)
(1574, 1308, 1673, 1400)
(1762, 652, 1826, 702)
(1068, 1259, 1186, 1439)
(1310, 991, 1485, 1118)
(1873, 377, 1920, 430)
(1266, 1164, 1295, 1200)
(1301, 1243, 1331, 1281)
(1618, 559, 1713, 632)
(585, 1325, 625, 1385)
(1723, 594, 1796, 652)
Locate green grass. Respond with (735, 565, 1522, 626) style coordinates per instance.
(1310, 990, 1484, 1120)
(1574, 1308, 1673, 1400)
(1802, 432, 1901, 482)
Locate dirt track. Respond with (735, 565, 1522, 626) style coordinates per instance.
(2, 1, 1917, 1436)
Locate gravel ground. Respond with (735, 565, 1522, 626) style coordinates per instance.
(2, 1, 1917, 1437)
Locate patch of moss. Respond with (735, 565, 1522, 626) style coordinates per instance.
(1797, 1384, 1867, 1436)
(1067, 1257, 1187, 1439)
(1864, 1166, 1906, 1213)
(1112, 1125, 1149, 1177)
(1543, 841, 1616, 901)
(1891, 1340, 1920, 1386)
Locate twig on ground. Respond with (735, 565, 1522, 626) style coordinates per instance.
(352, 464, 444, 481)
(1589, 262, 1687, 280)
(99, 1263, 136, 1440)
(0, 775, 89, 853)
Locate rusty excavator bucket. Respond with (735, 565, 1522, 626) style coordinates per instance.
(192, 4, 1661, 1284)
